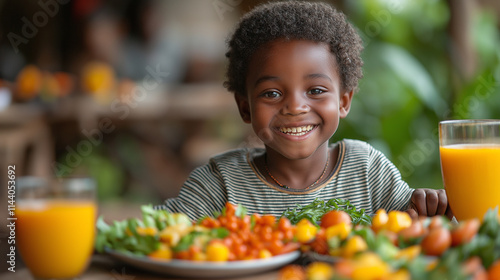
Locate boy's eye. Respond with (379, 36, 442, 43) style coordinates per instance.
(308, 88, 325, 95)
(262, 91, 281, 98)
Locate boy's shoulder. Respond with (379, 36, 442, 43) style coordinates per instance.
(335, 138, 375, 153)
(208, 147, 264, 166)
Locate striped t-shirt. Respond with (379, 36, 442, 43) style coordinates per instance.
(157, 139, 414, 221)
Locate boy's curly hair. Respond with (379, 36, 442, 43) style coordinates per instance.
(224, 1, 363, 97)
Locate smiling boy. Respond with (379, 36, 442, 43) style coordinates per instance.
(157, 1, 452, 221)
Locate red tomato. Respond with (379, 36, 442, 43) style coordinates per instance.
(320, 210, 352, 228)
(268, 239, 284, 255)
(278, 217, 293, 232)
(421, 227, 452, 256)
(399, 220, 426, 240)
(260, 215, 277, 226)
(451, 219, 480, 246)
(225, 202, 237, 217)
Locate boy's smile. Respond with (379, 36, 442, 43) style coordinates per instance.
(238, 39, 353, 162)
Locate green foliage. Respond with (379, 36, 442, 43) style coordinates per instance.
(280, 198, 372, 226)
(334, 0, 500, 188)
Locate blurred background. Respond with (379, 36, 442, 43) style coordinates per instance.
(1, 0, 500, 219)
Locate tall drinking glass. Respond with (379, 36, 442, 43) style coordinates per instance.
(16, 177, 97, 280)
(439, 120, 500, 221)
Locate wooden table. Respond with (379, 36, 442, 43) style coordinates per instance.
(0, 254, 285, 280)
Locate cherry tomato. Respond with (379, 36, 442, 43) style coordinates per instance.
(260, 215, 277, 226)
(272, 230, 285, 241)
(279, 265, 306, 280)
(334, 259, 355, 278)
(225, 202, 237, 217)
(399, 220, 426, 240)
(462, 256, 486, 279)
(320, 210, 352, 228)
(234, 243, 248, 260)
(206, 241, 230, 262)
(200, 217, 220, 228)
(451, 219, 480, 246)
(371, 209, 389, 233)
(488, 260, 500, 280)
(268, 239, 284, 255)
(428, 216, 444, 230)
(226, 216, 239, 232)
(421, 227, 451, 256)
(278, 217, 293, 232)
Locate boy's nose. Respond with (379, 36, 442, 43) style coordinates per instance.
(281, 93, 309, 116)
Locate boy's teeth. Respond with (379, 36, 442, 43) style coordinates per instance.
(280, 125, 314, 135)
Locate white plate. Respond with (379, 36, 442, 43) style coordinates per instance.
(107, 250, 300, 278)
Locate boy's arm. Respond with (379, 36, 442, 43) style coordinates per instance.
(406, 188, 454, 220)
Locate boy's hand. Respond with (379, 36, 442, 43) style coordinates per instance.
(406, 188, 454, 220)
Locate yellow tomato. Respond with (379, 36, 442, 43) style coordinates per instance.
(351, 252, 390, 280)
(136, 226, 158, 236)
(206, 241, 230, 262)
(306, 262, 334, 280)
(258, 249, 273, 259)
(295, 219, 318, 243)
(386, 211, 412, 233)
(148, 243, 172, 260)
(343, 236, 368, 258)
(325, 222, 352, 240)
(371, 209, 389, 232)
(396, 245, 421, 261)
(387, 269, 411, 280)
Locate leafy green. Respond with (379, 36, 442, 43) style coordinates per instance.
(95, 216, 159, 256)
(280, 198, 372, 226)
(95, 205, 193, 255)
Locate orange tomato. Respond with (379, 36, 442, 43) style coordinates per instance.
(225, 202, 237, 217)
(488, 260, 500, 280)
(399, 220, 426, 240)
(451, 219, 480, 246)
(260, 215, 277, 226)
(16, 64, 42, 100)
(279, 265, 306, 280)
(278, 217, 293, 232)
(421, 227, 451, 256)
(268, 239, 284, 255)
(335, 259, 355, 278)
(320, 210, 352, 228)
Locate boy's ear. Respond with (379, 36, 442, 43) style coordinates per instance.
(235, 94, 251, 123)
(339, 90, 354, 118)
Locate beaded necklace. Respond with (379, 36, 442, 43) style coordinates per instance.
(264, 154, 330, 190)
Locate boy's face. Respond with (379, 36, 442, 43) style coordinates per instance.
(236, 39, 353, 160)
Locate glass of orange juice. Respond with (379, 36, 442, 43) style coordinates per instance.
(439, 120, 500, 221)
(16, 177, 97, 280)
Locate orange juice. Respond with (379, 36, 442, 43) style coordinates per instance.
(440, 144, 500, 221)
(16, 200, 96, 279)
